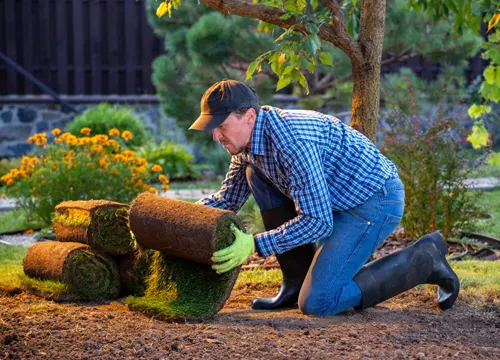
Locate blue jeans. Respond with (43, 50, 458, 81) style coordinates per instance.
(246, 165, 405, 316)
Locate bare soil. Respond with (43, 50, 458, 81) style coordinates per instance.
(1, 285, 499, 359)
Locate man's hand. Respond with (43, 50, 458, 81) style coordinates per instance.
(211, 224, 255, 274)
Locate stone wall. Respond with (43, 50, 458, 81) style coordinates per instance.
(0, 102, 185, 158)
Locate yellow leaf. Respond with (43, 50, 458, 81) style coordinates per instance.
(488, 13, 500, 32)
(156, 1, 168, 18)
(467, 122, 490, 149)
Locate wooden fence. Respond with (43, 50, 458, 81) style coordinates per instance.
(0, 0, 489, 97)
(0, 0, 163, 96)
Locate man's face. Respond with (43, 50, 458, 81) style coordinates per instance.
(212, 109, 255, 155)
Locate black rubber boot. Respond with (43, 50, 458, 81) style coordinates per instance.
(353, 231, 460, 311)
(251, 204, 316, 310)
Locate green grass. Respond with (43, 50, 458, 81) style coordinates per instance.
(453, 260, 500, 299)
(472, 189, 500, 238)
(0, 245, 26, 289)
(235, 269, 282, 288)
(469, 164, 500, 179)
(0, 209, 44, 233)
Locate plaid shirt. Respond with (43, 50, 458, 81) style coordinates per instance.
(197, 106, 399, 257)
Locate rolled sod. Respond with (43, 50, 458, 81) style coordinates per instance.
(54, 200, 133, 256)
(23, 241, 120, 300)
(127, 192, 245, 320)
(119, 249, 154, 296)
(128, 192, 245, 264)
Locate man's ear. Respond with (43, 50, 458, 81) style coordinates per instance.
(246, 108, 256, 125)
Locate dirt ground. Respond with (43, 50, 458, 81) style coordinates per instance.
(1, 284, 499, 360)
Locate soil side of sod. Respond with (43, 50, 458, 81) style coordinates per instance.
(1, 286, 499, 359)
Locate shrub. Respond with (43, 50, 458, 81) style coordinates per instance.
(137, 141, 200, 181)
(0, 128, 169, 225)
(381, 85, 482, 239)
(66, 104, 150, 148)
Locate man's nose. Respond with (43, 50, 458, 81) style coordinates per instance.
(212, 128, 221, 142)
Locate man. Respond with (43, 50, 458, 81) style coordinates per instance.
(191, 79, 459, 316)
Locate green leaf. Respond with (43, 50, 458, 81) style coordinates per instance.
(318, 52, 333, 66)
(276, 76, 291, 91)
(246, 60, 259, 80)
(280, 14, 293, 20)
(307, 57, 316, 73)
(467, 104, 492, 119)
(306, 22, 319, 34)
(303, 33, 321, 55)
(467, 122, 490, 149)
(484, 65, 496, 85)
(298, 72, 309, 95)
(311, 0, 319, 10)
(488, 152, 500, 166)
(480, 82, 500, 103)
(282, 66, 293, 76)
(488, 29, 500, 43)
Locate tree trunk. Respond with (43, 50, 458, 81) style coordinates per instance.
(350, 63, 381, 142)
(350, 0, 387, 143)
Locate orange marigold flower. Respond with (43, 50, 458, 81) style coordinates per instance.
(151, 164, 162, 172)
(90, 144, 104, 153)
(25, 229, 34, 235)
(112, 168, 120, 175)
(121, 130, 133, 141)
(6, 179, 14, 186)
(158, 174, 170, 184)
(52, 128, 62, 136)
(109, 128, 120, 137)
(99, 159, 109, 168)
(121, 150, 135, 158)
(134, 158, 148, 166)
(80, 127, 92, 136)
(1, 193, 6, 199)
(112, 154, 126, 163)
(94, 134, 109, 144)
(148, 187, 158, 193)
(132, 166, 147, 174)
(35, 138, 47, 146)
(162, 185, 169, 192)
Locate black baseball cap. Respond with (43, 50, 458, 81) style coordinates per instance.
(189, 79, 260, 131)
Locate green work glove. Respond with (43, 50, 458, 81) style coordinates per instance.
(211, 223, 255, 274)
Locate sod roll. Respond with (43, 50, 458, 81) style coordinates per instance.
(23, 241, 120, 300)
(127, 251, 240, 321)
(54, 200, 133, 256)
(119, 250, 154, 296)
(128, 193, 246, 264)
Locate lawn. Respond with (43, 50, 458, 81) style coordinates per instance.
(0, 208, 44, 234)
(1, 244, 499, 302)
(473, 188, 500, 238)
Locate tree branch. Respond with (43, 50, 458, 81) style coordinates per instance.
(200, 0, 363, 64)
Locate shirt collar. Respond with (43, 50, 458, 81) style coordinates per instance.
(248, 107, 268, 156)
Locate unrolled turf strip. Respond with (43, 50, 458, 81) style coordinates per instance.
(23, 241, 120, 300)
(54, 200, 133, 256)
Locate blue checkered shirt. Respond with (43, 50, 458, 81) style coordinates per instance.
(197, 106, 399, 257)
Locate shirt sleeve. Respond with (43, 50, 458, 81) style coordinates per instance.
(253, 141, 333, 257)
(196, 155, 251, 212)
